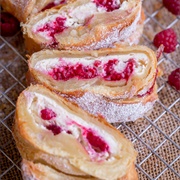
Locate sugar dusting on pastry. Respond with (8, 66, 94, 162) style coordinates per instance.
(65, 92, 155, 123)
(73, 6, 142, 50)
(27, 0, 143, 51)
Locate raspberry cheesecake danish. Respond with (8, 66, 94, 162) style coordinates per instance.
(23, 0, 144, 53)
(0, 0, 67, 22)
(27, 46, 158, 122)
(14, 85, 137, 180)
(28, 46, 157, 99)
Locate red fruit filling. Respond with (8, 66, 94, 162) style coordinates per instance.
(0, 12, 20, 37)
(36, 17, 67, 44)
(168, 68, 180, 91)
(85, 130, 109, 152)
(42, 116, 108, 153)
(41, 108, 57, 120)
(103, 59, 134, 81)
(49, 59, 134, 81)
(94, 0, 120, 12)
(46, 124, 62, 135)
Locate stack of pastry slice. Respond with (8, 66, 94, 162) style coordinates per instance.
(1, 0, 160, 179)
(14, 85, 138, 180)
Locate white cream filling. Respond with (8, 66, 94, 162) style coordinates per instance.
(24, 91, 119, 159)
(32, 0, 125, 39)
(33, 53, 149, 76)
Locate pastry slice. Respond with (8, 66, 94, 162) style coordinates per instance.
(28, 46, 157, 99)
(0, 0, 67, 22)
(14, 85, 137, 180)
(27, 46, 158, 122)
(23, 0, 144, 53)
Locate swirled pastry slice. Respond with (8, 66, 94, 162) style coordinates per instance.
(21, 159, 138, 180)
(23, 0, 143, 53)
(14, 85, 137, 180)
(0, 0, 67, 22)
(28, 46, 157, 100)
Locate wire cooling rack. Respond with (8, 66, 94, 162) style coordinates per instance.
(0, 0, 179, 179)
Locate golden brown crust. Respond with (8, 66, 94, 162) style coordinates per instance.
(13, 84, 137, 180)
(23, 0, 143, 53)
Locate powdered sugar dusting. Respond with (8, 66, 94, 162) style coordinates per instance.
(72, 5, 142, 51)
(65, 92, 155, 123)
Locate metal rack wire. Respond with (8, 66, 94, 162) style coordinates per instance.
(0, 0, 179, 179)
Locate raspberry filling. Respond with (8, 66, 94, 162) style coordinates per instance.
(41, 108, 57, 120)
(48, 59, 135, 81)
(85, 130, 109, 152)
(40, 108, 109, 154)
(36, 17, 67, 43)
(46, 124, 62, 135)
(94, 0, 120, 12)
(103, 59, 134, 81)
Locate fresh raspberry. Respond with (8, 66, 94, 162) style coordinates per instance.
(153, 28, 177, 53)
(40, 108, 56, 120)
(86, 130, 109, 152)
(163, 0, 180, 15)
(0, 12, 20, 37)
(168, 68, 180, 91)
(46, 124, 62, 135)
